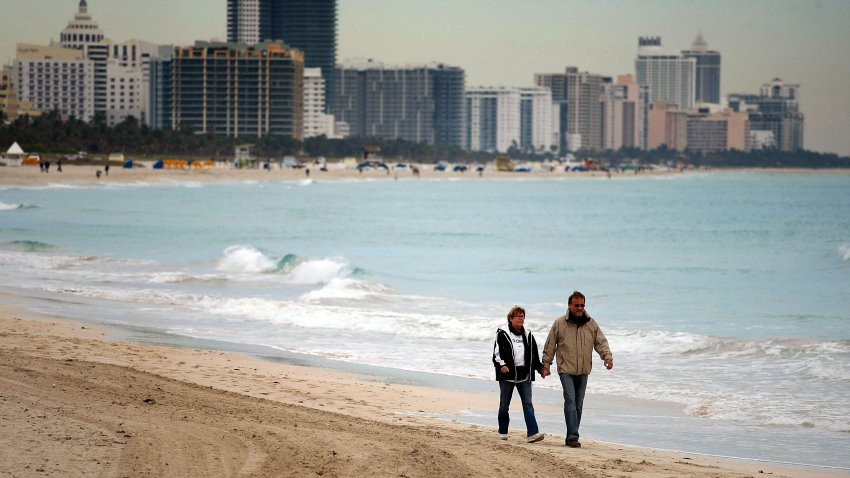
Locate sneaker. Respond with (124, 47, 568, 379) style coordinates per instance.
(527, 433, 544, 443)
(565, 439, 581, 448)
(499, 433, 508, 440)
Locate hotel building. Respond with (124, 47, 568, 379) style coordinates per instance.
(334, 59, 465, 147)
(535, 67, 606, 153)
(150, 41, 303, 138)
(227, 0, 337, 112)
(464, 87, 521, 153)
(635, 37, 696, 112)
(682, 31, 721, 105)
(519, 88, 554, 154)
(13, 43, 95, 121)
(727, 78, 803, 151)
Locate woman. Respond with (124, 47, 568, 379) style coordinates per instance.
(492, 305, 545, 443)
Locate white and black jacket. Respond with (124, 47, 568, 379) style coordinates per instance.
(492, 325, 543, 382)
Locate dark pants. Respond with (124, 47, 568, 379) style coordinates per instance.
(559, 373, 588, 442)
(498, 380, 539, 436)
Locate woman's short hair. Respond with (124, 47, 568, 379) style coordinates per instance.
(507, 305, 526, 323)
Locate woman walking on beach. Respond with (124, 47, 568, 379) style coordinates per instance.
(492, 305, 545, 443)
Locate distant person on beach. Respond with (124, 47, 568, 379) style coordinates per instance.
(541, 291, 613, 448)
(104, 163, 110, 176)
(96, 170, 102, 179)
(492, 305, 546, 444)
(57, 159, 62, 172)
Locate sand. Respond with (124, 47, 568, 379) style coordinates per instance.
(0, 302, 842, 478)
(2, 161, 848, 188)
(0, 161, 695, 186)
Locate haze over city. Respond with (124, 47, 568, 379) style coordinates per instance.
(1, 0, 848, 156)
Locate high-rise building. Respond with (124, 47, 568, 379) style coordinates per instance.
(334, 59, 465, 147)
(104, 39, 159, 126)
(535, 67, 605, 153)
(635, 36, 696, 112)
(148, 46, 173, 132)
(14, 43, 95, 121)
(519, 88, 553, 154)
(302, 67, 343, 138)
(601, 74, 649, 150)
(151, 41, 303, 138)
(727, 78, 803, 151)
(682, 31, 721, 104)
(464, 87, 521, 153)
(58, 0, 107, 118)
(54, 0, 159, 126)
(228, 0, 337, 113)
(227, 0, 268, 44)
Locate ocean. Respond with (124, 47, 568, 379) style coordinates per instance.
(1, 171, 849, 470)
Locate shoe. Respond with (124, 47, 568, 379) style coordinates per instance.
(527, 433, 544, 443)
(565, 439, 581, 448)
(499, 433, 508, 440)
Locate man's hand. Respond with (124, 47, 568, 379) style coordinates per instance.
(604, 359, 613, 370)
(540, 367, 551, 378)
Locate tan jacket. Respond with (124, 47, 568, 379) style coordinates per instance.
(541, 314, 612, 375)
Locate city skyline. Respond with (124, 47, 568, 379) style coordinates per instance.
(1, 0, 848, 156)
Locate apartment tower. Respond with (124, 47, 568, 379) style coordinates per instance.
(635, 37, 696, 112)
(682, 31, 721, 104)
(227, 0, 337, 113)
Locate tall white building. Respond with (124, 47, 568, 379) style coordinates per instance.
(51, 1, 159, 126)
(232, 0, 262, 44)
(57, 0, 108, 116)
(464, 87, 521, 153)
(518, 88, 553, 154)
(303, 67, 328, 137)
(14, 43, 95, 121)
(635, 36, 696, 112)
(104, 39, 159, 125)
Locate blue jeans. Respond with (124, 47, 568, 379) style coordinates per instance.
(498, 380, 539, 436)
(559, 373, 588, 442)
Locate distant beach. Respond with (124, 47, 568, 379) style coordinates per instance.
(2, 161, 848, 188)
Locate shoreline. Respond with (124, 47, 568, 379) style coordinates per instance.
(2, 162, 849, 187)
(0, 298, 843, 477)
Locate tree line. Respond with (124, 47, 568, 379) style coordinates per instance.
(1, 111, 847, 168)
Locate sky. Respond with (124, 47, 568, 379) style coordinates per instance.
(1, 0, 848, 156)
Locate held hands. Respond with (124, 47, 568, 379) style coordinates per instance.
(500, 365, 509, 374)
(539, 367, 551, 378)
(604, 359, 613, 370)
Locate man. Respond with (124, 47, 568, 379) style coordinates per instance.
(541, 291, 613, 448)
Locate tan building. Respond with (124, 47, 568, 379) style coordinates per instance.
(648, 101, 687, 150)
(0, 67, 39, 120)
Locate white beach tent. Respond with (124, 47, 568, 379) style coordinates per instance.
(1, 142, 26, 166)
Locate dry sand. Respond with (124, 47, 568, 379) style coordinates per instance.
(0, 303, 841, 478)
(0, 161, 685, 186)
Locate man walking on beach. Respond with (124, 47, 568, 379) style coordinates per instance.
(541, 291, 613, 448)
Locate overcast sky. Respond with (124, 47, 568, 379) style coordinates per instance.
(2, 0, 848, 156)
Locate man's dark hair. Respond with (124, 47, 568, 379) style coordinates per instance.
(568, 291, 585, 305)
